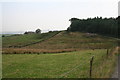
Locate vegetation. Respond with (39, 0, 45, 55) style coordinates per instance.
(2, 16, 119, 78)
(118, 16, 120, 38)
(2, 32, 117, 54)
(35, 29, 41, 34)
(1, 34, 14, 37)
(67, 17, 119, 38)
(25, 32, 117, 51)
(2, 31, 60, 48)
(2, 49, 118, 78)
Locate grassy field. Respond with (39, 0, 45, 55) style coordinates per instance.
(2, 32, 117, 54)
(26, 32, 117, 50)
(2, 31, 60, 48)
(2, 31, 119, 78)
(2, 49, 117, 78)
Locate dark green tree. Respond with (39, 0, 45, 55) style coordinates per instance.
(35, 29, 41, 34)
(67, 17, 119, 38)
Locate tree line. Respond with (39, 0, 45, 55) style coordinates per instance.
(67, 16, 120, 38)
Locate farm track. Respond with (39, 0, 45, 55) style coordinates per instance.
(6, 31, 61, 48)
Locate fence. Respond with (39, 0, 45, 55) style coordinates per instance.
(58, 46, 117, 78)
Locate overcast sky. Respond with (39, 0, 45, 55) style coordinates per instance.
(0, 0, 119, 33)
(118, 1, 120, 16)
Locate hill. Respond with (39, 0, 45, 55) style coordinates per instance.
(2, 31, 119, 78)
(2, 31, 60, 48)
(2, 31, 118, 54)
(26, 32, 117, 49)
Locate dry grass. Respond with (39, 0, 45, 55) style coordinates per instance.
(2, 48, 78, 54)
(25, 32, 116, 50)
(2, 32, 117, 54)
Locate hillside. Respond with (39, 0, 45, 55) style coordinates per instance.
(2, 31, 60, 48)
(2, 31, 118, 54)
(26, 32, 117, 49)
(2, 31, 119, 78)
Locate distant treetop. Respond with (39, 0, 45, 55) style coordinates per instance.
(35, 29, 41, 34)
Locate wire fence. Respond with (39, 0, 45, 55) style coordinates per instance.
(57, 46, 117, 78)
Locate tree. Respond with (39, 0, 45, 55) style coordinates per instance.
(2, 35, 5, 37)
(24, 32, 28, 34)
(69, 18, 79, 23)
(67, 17, 118, 38)
(35, 29, 41, 34)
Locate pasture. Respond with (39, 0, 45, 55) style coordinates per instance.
(26, 32, 117, 50)
(2, 31, 119, 78)
(2, 31, 60, 48)
(2, 32, 117, 54)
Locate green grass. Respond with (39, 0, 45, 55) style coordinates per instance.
(26, 32, 117, 50)
(2, 49, 117, 78)
(2, 31, 117, 50)
(0, 34, 14, 37)
(2, 31, 60, 48)
(1, 34, 14, 37)
(2, 31, 118, 78)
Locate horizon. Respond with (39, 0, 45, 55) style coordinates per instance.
(1, 0, 119, 33)
(1, 29, 63, 34)
(1, 16, 118, 34)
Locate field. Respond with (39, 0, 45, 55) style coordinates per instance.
(2, 31, 117, 54)
(2, 31, 119, 78)
(2, 49, 117, 78)
(2, 31, 60, 48)
(26, 32, 117, 49)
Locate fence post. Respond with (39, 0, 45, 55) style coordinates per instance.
(90, 56, 94, 78)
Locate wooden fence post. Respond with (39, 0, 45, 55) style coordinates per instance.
(90, 56, 94, 78)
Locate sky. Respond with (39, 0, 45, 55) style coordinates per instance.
(0, 0, 119, 33)
(118, 1, 120, 16)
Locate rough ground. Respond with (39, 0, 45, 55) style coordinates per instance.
(111, 58, 118, 78)
(112, 47, 119, 79)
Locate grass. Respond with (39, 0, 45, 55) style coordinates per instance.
(2, 31, 60, 48)
(2, 31, 117, 54)
(2, 31, 118, 78)
(3, 48, 77, 54)
(24, 32, 117, 51)
(2, 49, 117, 78)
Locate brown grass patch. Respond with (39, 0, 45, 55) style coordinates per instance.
(2, 48, 79, 54)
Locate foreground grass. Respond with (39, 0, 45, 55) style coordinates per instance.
(2, 49, 117, 78)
